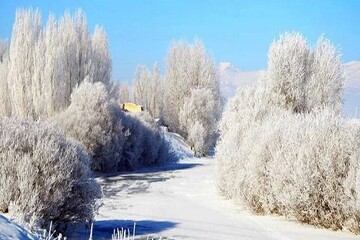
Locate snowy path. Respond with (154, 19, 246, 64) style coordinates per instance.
(88, 157, 360, 240)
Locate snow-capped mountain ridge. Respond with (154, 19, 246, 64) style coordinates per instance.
(344, 61, 360, 90)
(218, 62, 264, 98)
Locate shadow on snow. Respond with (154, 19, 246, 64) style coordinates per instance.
(96, 162, 202, 178)
(97, 162, 202, 198)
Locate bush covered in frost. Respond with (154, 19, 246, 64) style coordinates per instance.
(120, 111, 169, 170)
(216, 83, 283, 198)
(53, 81, 170, 172)
(52, 80, 124, 172)
(0, 118, 101, 230)
(215, 32, 360, 233)
(218, 109, 360, 231)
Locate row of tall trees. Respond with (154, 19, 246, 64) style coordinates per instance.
(0, 9, 111, 119)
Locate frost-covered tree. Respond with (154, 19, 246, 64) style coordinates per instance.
(266, 32, 310, 113)
(179, 88, 219, 155)
(307, 36, 344, 113)
(150, 63, 163, 118)
(41, 14, 59, 117)
(32, 25, 46, 118)
(164, 41, 194, 132)
(7, 9, 42, 118)
(163, 40, 222, 154)
(91, 25, 112, 86)
(74, 9, 92, 84)
(133, 66, 151, 105)
(0, 40, 10, 116)
(265, 32, 344, 113)
(118, 83, 131, 103)
(56, 9, 92, 112)
(133, 63, 162, 118)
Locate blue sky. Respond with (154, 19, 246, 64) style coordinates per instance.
(0, 1, 360, 82)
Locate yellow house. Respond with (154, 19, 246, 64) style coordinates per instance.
(121, 103, 144, 113)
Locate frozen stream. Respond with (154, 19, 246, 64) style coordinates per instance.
(84, 157, 360, 240)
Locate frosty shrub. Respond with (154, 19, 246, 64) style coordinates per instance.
(52, 80, 125, 172)
(215, 82, 284, 198)
(121, 111, 169, 169)
(215, 33, 357, 232)
(163, 40, 222, 155)
(217, 92, 360, 233)
(0, 118, 101, 230)
(54, 81, 170, 172)
(239, 111, 360, 232)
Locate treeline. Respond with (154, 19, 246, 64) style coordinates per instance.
(216, 33, 360, 233)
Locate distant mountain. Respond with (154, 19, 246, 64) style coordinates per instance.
(344, 61, 360, 91)
(218, 61, 360, 118)
(218, 62, 264, 98)
(343, 61, 360, 117)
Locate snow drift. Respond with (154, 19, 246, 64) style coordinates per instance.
(0, 215, 37, 240)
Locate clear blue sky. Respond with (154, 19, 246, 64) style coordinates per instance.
(1, 1, 359, 82)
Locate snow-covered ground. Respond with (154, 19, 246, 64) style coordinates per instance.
(0, 215, 37, 240)
(76, 157, 360, 240)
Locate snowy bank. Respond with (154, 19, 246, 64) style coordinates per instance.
(0, 215, 37, 240)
